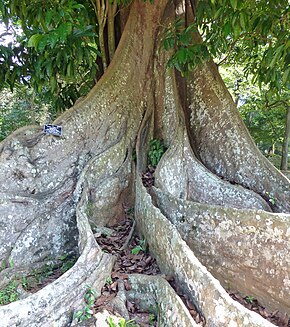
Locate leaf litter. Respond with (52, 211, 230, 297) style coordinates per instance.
(94, 212, 205, 326)
(228, 292, 290, 327)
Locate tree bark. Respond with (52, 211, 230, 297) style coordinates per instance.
(0, 0, 289, 325)
(93, 0, 108, 70)
(281, 106, 290, 171)
(107, 0, 117, 62)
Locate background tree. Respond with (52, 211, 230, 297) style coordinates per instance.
(0, 87, 52, 141)
(220, 64, 290, 170)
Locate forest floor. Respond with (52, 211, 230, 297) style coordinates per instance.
(94, 215, 206, 326)
(1, 165, 288, 326)
(92, 210, 289, 327)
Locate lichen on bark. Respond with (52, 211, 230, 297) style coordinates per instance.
(0, 0, 289, 326)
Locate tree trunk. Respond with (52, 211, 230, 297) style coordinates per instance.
(0, 1, 289, 325)
(107, 0, 117, 62)
(281, 106, 290, 171)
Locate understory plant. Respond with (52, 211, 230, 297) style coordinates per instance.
(131, 239, 146, 255)
(0, 280, 19, 305)
(148, 139, 167, 167)
(73, 287, 97, 322)
(107, 316, 139, 327)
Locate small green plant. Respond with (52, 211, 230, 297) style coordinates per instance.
(245, 295, 255, 304)
(33, 263, 55, 284)
(21, 276, 28, 290)
(148, 139, 166, 167)
(59, 254, 76, 273)
(105, 276, 113, 286)
(149, 313, 156, 326)
(85, 201, 94, 218)
(107, 316, 139, 327)
(0, 280, 19, 305)
(9, 258, 14, 268)
(0, 261, 7, 273)
(265, 192, 276, 205)
(73, 287, 97, 322)
(131, 239, 146, 255)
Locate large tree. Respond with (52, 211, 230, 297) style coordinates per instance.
(0, 0, 289, 326)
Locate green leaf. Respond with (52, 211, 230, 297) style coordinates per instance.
(73, 310, 83, 320)
(269, 45, 284, 68)
(57, 23, 73, 42)
(48, 33, 59, 49)
(45, 11, 54, 27)
(239, 12, 246, 30)
(251, 17, 260, 31)
(50, 76, 57, 92)
(282, 67, 290, 85)
(177, 48, 187, 64)
(38, 35, 49, 52)
(214, 7, 223, 19)
(233, 24, 241, 39)
(27, 34, 43, 49)
(229, 0, 237, 10)
(222, 22, 231, 37)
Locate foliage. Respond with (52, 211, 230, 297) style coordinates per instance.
(0, 0, 289, 142)
(0, 253, 77, 306)
(162, 0, 289, 93)
(26, 254, 76, 286)
(59, 253, 76, 273)
(149, 313, 156, 325)
(245, 295, 255, 304)
(265, 192, 276, 206)
(0, 87, 52, 141)
(162, 19, 210, 73)
(219, 64, 289, 158)
(131, 239, 146, 255)
(105, 276, 113, 285)
(73, 287, 97, 322)
(85, 201, 95, 218)
(107, 316, 140, 327)
(0, 280, 19, 305)
(148, 139, 167, 167)
(0, 0, 99, 111)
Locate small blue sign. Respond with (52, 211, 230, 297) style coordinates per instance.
(44, 124, 62, 137)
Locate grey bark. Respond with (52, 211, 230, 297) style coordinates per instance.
(0, 1, 289, 326)
(186, 62, 290, 212)
(281, 106, 290, 171)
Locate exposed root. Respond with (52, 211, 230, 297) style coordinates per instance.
(92, 215, 205, 326)
(135, 176, 276, 326)
(186, 62, 290, 213)
(154, 70, 271, 212)
(150, 186, 290, 315)
(0, 196, 115, 327)
(120, 220, 136, 251)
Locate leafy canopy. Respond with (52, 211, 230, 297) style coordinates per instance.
(163, 0, 289, 94)
(0, 0, 99, 111)
(0, 0, 289, 112)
